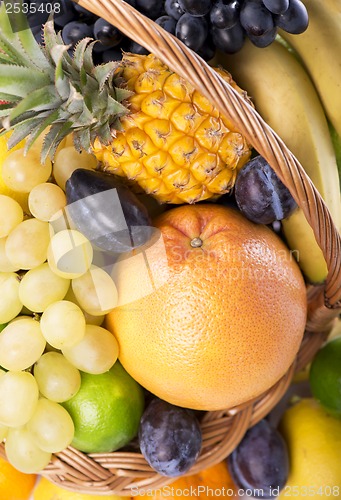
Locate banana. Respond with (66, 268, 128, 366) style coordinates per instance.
(278, 0, 341, 138)
(216, 39, 341, 284)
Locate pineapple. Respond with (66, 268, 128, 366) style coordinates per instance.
(0, 3, 252, 204)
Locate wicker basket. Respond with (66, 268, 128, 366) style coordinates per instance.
(1, 0, 341, 495)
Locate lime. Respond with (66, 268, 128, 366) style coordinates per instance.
(61, 361, 145, 453)
(309, 336, 341, 417)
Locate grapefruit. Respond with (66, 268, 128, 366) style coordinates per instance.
(106, 204, 307, 410)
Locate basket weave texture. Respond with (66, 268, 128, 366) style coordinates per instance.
(1, 0, 341, 495)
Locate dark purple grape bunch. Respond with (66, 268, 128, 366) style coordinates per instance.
(26, 0, 125, 62)
(28, 0, 309, 63)
(238, 0, 309, 49)
(60, 0, 168, 59)
(170, 0, 309, 56)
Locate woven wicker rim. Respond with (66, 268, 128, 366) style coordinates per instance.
(1, 0, 341, 494)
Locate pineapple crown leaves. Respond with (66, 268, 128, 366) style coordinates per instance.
(0, 1, 133, 161)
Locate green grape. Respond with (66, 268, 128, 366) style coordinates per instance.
(53, 146, 97, 191)
(19, 263, 70, 313)
(62, 324, 119, 375)
(0, 371, 39, 427)
(0, 317, 46, 371)
(1, 148, 52, 193)
(27, 398, 75, 453)
(40, 300, 86, 349)
(0, 237, 19, 272)
(0, 195, 24, 238)
(5, 218, 50, 270)
(28, 183, 67, 222)
(0, 377, 8, 439)
(5, 427, 52, 474)
(63, 286, 105, 325)
(34, 351, 81, 402)
(0, 272, 22, 323)
(83, 311, 105, 326)
(71, 265, 118, 316)
(47, 229, 93, 279)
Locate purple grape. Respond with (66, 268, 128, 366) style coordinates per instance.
(93, 18, 123, 47)
(248, 26, 278, 47)
(178, 0, 212, 17)
(61, 21, 93, 46)
(155, 15, 177, 34)
(26, 1, 51, 30)
(101, 48, 123, 62)
(101, 49, 123, 62)
(165, 0, 185, 20)
(135, 0, 164, 19)
(126, 39, 150, 55)
(274, 0, 308, 34)
(176, 14, 208, 52)
(31, 25, 44, 45)
(197, 36, 216, 61)
(240, 0, 275, 36)
(211, 21, 245, 53)
(210, 0, 240, 30)
(262, 0, 289, 15)
(53, 0, 77, 28)
(227, 419, 289, 499)
(73, 3, 98, 22)
(234, 155, 297, 225)
(139, 398, 202, 477)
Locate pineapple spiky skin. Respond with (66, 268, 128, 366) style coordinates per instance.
(0, 4, 252, 204)
(93, 54, 252, 204)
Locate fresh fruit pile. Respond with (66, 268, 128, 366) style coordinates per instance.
(0, 0, 340, 497)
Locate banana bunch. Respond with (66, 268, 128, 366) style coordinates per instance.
(279, 0, 341, 139)
(216, 0, 341, 285)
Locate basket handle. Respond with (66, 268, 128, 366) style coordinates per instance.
(75, 0, 341, 317)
